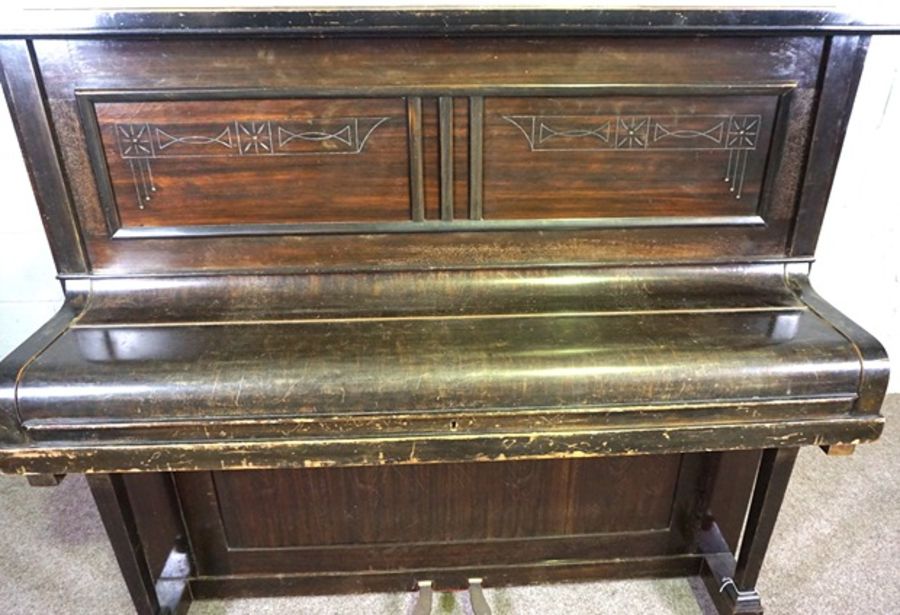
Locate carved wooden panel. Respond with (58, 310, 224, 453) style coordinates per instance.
(92, 98, 410, 229)
(38, 36, 822, 270)
(483, 95, 780, 219)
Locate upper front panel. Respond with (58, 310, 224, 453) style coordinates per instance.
(33, 36, 823, 273)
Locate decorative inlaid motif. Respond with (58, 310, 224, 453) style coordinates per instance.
(503, 114, 761, 199)
(115, 117, 391, 209)
(616, 117, 650, 149)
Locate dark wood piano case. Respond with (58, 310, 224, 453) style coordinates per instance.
(0, 8, 894, 615)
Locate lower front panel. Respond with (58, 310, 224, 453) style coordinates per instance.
(165, 452, 758, 595)
(213, 457, 679, 548)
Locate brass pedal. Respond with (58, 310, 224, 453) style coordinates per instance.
(411, 580, 434, 615)
(468, 578, 492, 615)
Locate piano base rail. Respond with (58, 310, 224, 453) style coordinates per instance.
(78, 447, 804, 614)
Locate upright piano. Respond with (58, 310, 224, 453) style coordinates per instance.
(0, 8, 895, 614)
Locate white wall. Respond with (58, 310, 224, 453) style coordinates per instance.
(0, 84, 64, 356)
(812, 36, 900, 392)
(0, 26, 897, 392)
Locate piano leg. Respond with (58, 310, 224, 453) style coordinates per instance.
(88, 474, 193, 615)
(698, 447, 799, 615)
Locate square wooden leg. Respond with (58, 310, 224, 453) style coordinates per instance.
(696, 448, 798, 615)
(88, 474, 193, 615)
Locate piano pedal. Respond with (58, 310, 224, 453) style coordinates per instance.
(468, 578, 492, 615)
(411, 579, 492, 615)
(411, 580, 434, 615)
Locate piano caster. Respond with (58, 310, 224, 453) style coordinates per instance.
(468, 578, 492, 615)
(411, 579, 492, 615)
(411, 580, 434, 615)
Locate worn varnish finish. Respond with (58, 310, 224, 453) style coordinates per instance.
(95, 98, 410, 229)
(484, 95, 778, 218)
(36, 35, 820, 266)
(0, 8, 893, 615)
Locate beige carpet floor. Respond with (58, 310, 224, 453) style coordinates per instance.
(1, 396, 897, 615)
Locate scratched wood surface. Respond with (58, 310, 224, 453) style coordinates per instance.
(16, 308, 859, 423)
(30, 35, 822, 273)
(172, 455, 712, 585)
(211, 457, 680, 548)
(96, 98, 410, 227)
(483, 95, 778, 219)
(3, 263, 883, 471)
(0, 12, 890, 613)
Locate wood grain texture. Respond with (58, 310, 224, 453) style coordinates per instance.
(145, 450, 756, 596)
(3, 263, 882, 472)
(2, 415, 881, 476)
(122, 473, 189, 580)
(0, 13, 889, 614)
(30, 35, 822, 273)
(94, 98, 409, 228)
(453, 96, 470, 220)
(16, 310, 859, 423)
(166, 454, 708, 582)
(790, 35, 870, 256)
(5, 7, 900, 38)
(186, 556, 701, 598)
(35, 36, 822, 92)
(73, 264, 805, 325)
(212, 457, 681, 548)
(484, 95, 778, 219)
(87, 474, 189, 615)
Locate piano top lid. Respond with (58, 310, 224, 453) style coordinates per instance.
(2, 4, 900, 38)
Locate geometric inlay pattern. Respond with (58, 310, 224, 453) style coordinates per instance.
(503, 114, 762, 199)
(114, 117, 391, 209)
